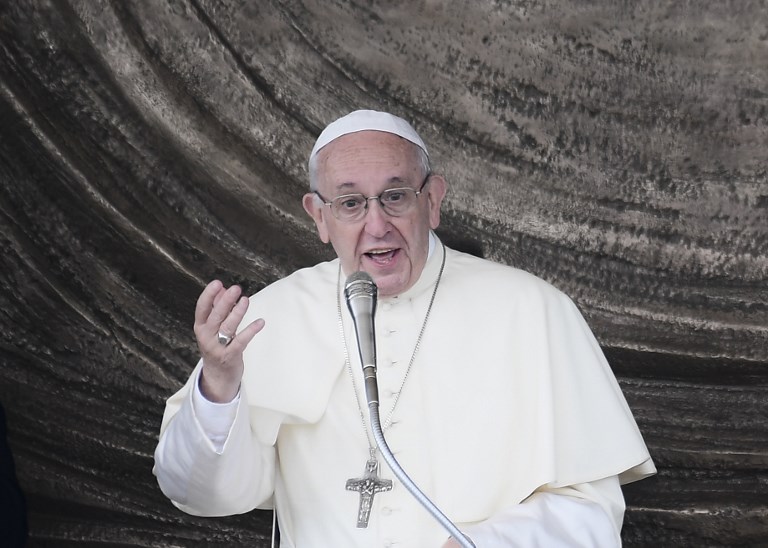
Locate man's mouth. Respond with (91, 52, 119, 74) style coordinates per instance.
(364, 248, 398, 265)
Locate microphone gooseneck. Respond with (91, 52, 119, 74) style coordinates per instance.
(343, 271, 476, 548)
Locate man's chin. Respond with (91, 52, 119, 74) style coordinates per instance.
(371, 272, 411, 298)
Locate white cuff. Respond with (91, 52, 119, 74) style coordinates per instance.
(191, 368, 239, 453)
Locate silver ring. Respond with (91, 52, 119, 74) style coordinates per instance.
(217, 331, 234, 346)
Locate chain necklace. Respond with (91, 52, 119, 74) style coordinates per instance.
(336, 241, 446, 528)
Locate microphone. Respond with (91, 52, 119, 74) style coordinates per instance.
(343, 271, 475, 547)
(344, 271, 379, 407)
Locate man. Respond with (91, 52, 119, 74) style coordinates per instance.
(154, 110, 655, 547)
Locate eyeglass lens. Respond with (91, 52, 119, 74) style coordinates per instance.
(332, 188, 416, 220)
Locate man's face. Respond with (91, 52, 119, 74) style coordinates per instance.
(303, 130, 447, 297)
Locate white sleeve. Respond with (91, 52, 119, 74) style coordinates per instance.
(459, 476, 625, 548)
(153, 370, 276, 516)
(190, 369, 239, 453)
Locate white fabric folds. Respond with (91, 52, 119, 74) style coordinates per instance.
(155, 236, 655, 547)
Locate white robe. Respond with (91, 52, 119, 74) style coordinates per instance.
(154, 237, 655, 547)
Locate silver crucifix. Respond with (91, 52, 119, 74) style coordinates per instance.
(346, 456, 393, 528)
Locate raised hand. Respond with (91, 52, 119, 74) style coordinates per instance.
(194, 280, 265, 402)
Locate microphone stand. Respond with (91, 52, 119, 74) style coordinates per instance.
(367, 399, 476, 548)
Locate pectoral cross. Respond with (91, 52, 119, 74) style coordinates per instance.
(346, 456, 393, 528)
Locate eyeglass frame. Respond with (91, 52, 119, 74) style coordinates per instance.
(313, 173, 432, 222)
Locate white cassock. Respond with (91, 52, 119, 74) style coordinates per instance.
(154, 233, 656, 547)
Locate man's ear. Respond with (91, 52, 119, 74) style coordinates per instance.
(303, 193, 331, 243)
(426, 174, 448, 230)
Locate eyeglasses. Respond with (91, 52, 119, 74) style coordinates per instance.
(314, 173, 431, 222)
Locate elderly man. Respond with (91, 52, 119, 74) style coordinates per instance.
(154, 110, 655, 547)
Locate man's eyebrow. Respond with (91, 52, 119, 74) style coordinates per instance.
(334, 177, 409, 192)
(336, 182, 358, 192)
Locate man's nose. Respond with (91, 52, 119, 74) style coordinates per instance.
(363, 198, 391, 237)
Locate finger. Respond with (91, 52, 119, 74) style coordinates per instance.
(216, 294, 249, 340)
(195, 280, 224, 326)
(208, 286, 244, 332)
(212, 284, 231, 308)
(226, 317, 266, 353)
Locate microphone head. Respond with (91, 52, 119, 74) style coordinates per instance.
(344, 271, 377, 302)
(344, 271, 378, 320)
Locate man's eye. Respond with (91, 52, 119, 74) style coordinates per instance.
(339, 197, 364, 209)
(384, 190, 407, 203)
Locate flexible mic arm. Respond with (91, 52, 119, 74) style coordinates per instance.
(345, 272, 476, 548)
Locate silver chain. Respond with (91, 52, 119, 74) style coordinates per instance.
(336, 241, 447, 449)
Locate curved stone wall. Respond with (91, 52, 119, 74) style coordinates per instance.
(0, 1, 765, 546)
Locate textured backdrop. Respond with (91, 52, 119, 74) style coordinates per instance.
(0, 1, 766, 546)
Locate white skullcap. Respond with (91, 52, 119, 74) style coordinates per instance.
(308, 110, 428, 170)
